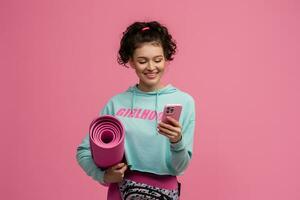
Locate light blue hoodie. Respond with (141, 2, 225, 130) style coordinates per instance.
(76, 83, 196, 185)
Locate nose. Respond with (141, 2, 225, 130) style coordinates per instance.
(146, 61, 156, 70)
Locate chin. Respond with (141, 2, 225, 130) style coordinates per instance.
(143, 80, 161, 87)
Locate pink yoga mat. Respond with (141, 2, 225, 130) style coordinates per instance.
(89, 115, 125, 169)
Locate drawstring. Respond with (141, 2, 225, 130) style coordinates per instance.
(131, 85, 160, 135)
(131, 88, 136, 115)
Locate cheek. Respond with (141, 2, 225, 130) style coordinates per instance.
(159, 64, 166, 73)
(134, 67, 145, 77)
(137, 64, 149, 73)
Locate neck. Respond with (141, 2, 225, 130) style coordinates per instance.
(137, 82, 165, 92)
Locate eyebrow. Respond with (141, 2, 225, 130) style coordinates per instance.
(136, 55, 163, 59)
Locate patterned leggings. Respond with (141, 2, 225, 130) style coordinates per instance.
(118, 179, 180, 200)
(107, 170, 181, 200)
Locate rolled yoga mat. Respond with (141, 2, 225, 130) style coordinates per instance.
(89, 115, 125, 169)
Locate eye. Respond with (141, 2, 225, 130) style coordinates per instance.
(155, 60, 162, 63)
(138, 61, 147, 64)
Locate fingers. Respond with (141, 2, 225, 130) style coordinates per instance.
(118, 164, 128, 174)
(164, 116, 182, 128)
(158, 121, 178, 132)
(157, 122, 182, 143)
(105, 163, 128, 183)
(158, 130, 177, 141)
(158, 126, 177, 137)
(111, 162, 126, 170)
(158, 122, 181, 136)
(111, 163, 128, 177)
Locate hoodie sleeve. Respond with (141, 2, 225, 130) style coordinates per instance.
(75, 100, 113, 186)
(169, 96, 196, 175)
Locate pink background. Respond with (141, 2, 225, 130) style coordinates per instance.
(1, 0, 299, 199)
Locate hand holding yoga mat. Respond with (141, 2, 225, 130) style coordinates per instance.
(89, 115, 125, 169)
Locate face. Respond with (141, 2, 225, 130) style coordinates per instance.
(129, 41, 169, 92)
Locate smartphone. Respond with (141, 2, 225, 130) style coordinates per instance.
(161, 104, 182, 124)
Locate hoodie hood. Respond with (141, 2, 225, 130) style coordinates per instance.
(126, 83, 178, 129)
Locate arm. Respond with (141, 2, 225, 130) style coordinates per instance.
(170, 118, 195, 175)
(75, 99, 114, 186)
(76, 133, 109, 186)
(170, 97, 196, 175)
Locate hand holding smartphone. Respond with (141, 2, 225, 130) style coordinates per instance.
(161, 104, 182, 124)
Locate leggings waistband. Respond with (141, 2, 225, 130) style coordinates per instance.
(124, 169, 178, 190)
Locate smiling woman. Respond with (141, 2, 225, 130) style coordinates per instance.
(118, 21, 177, 92)
(76, 20, 196, 200)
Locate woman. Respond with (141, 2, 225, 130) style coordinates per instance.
(76, 20, 196, 200)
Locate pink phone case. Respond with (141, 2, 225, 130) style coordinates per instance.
(161, 104, 182, 124)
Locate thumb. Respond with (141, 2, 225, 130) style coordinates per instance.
(111, 162, 125, 170)
(118, 165, 128, 174)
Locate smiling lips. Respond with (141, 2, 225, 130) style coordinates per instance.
(144, 72, 158, 79)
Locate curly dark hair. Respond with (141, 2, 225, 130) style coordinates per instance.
(117, 21, 177, 68)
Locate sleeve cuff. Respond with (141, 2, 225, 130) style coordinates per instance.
(98, 169, 110, 186)
(170, 137, 185, 151)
